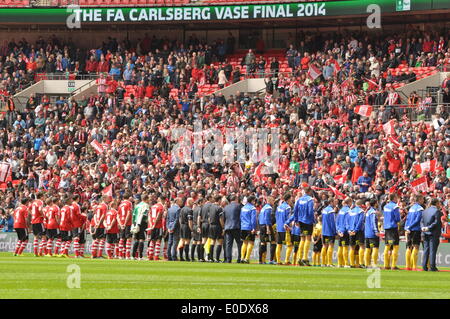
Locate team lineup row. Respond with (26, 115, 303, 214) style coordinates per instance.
(11, 186, 441, 271)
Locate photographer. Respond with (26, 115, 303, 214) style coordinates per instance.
(0, 208, 14, 232)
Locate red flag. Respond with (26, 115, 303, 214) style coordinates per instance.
(90, 139, 104, 154)
(333, 170, 347, 185)
(308, 64, 322, 80)
(414, 160, 437, 175)
(387, 136, 401, 148)
(410, 176, 428, 193)
(102, 184, 113, 197)
(264, 93, 272, 105)
(354, 105, 373, 117)
(333, 60, 341, 75)
(383, 120, 395, 136)
(0, 162, 11, 183)
(234, 164, 244, 178)
(329, 185, 346, 200)
(253, 163, 265, 182)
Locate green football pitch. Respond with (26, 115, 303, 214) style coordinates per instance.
(0, 252, 449, 299)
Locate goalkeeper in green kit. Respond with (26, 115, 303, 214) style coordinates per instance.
(131, 194, 150, 260)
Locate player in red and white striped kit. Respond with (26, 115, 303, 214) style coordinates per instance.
(46, 197, 61, 256)
(147, 193, 165, 261)
(59, 197, 73, 257)
(104, 200, 119, 259)
(91, 197, 108, 258)
(13, 198, 30, 256)
(30, 193, 46, 257)
(70, 195, 84, 257)
(117, 193, 133, 259)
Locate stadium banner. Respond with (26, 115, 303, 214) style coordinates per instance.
(1, 232, 450, 266)
(0, 0, 445, 24)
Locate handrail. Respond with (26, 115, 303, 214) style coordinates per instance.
(70, 78, 97, 97)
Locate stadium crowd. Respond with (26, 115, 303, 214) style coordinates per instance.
(0, 29, 449, 271)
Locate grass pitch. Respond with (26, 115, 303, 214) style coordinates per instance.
(0, 252, 449, 299)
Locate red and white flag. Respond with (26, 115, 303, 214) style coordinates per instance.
(387, 136, 401, 148)
(354, 105, 373, 117)
(308, 64, 322, 80)
(329, 185, 346, 200)
(102, 184, 113, 197)
(411, 176, 428, 193)
(0, 162, 11, 182)
(253, 162, 265, 182)
(383, 120, 395, 136)
(90, 139, 104, 154)
(264, 93, 272, 105)
(334, 169, 348, 185)
(414, 160, 437, 175)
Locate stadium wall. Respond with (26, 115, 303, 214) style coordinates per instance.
(1, 232, 450, 267)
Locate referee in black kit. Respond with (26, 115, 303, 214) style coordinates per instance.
(223, 194, 242, 263)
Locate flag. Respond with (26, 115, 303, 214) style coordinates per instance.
(329, 185, 346, 200)
(387, 136, 401, 149)
(383, 120, 395, 136)
(411, 176, 428, 193)
(233, 163, 244, 178)
(354, 105, 373, 117)
(253, 162, 265, 182)
(102, 184, 113, 197)
(264, 93, 272, 105)
(334, 170, 348, 185)
(90, 139, 104, 154)
(308, 64, 322, 80)
(414, 160, 437, 175)
(0, 162, 11, 182)
(333, 60, 341, 75)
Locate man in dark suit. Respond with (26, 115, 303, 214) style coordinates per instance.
(223, 194, 242, 263)
(420, 198, 443, 272)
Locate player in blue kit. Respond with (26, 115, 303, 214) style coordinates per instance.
(258, 196, 274, 264)
(347, 199, 365, 268)
(383, 193, 401, 270)
(275, 193, 293, 265)
(240, 195, 257, 264)
(404, 194, 424, 270)
(336, 197, 352, 267)
(320, 197, 337, 267)
(364, 199, 380, 268)
(293, 185, 315, 266)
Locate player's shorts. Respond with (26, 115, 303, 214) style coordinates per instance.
(313, 238, 323, 252)
(72, 227, 81, 238)
(119, 226, 132, 239)
(322, 235, 336, 245)
(60, 230, 72, 242)
(241, 230, 255, 242)
(208, 224, 223, 240)
(93, 227, 106, 240)
(15, 228, 28, 241)
(46, 228, 59, 239)
(406, 230, 421, 247)
(365, 237, 380, 248)
(338, 232, 350, 246)
(291, 234, 300, 248)
(201, 223, 210, 238)
(192, 225, 201, 242)
(299, 222, 313, 236)
(349, 231, 364, 246)
(259, 225, 270, 243)
(106, 233, 119, 244)
(276, 231, 292, 245)
(32, 223, 46, 237)
(148, 227, 162, 241)
(179, 224, 191, 239)
(384, 228, 399, 246)
(78, 230, 86, 244)
(133, 223, 146, 241)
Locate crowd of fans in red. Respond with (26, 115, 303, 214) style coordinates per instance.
(0, 29, 449, 234)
